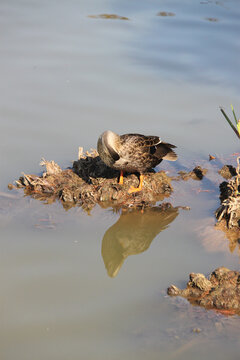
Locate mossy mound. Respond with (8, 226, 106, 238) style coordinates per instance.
(168, 267, 240, 315)
(14, 149, 173, 211)
(215, 157, 240, 236)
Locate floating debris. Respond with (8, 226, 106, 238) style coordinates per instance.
(157, 11, 175, 17)
(88, 14, 129, 20)
(168, 267, 240, 315)
(177, 166, 208, 181)
(205, 17, 219, 22)
(209, 154, 216, 161)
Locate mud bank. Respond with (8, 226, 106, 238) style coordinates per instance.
(215, 158, 240, 239)
(168, 267, 240, 315)
(13, 149, 174, 211)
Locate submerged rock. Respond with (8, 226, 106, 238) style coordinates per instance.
(218, 165, 237, 180)
(168, 267, 240, 314)
(177, 166, 208, 181)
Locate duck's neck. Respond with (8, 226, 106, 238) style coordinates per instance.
(102, 131, 120, 152)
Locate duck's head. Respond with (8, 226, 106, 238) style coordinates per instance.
(97, 130, 120, 167)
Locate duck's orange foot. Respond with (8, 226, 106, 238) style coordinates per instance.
(128, 174, 144, 194)
(128, 186, 142, 194)
(118, 170, 124, 185)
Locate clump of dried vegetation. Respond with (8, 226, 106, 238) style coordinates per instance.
(216, 157, 240, 236)
(13, 148, 174, 211)
(168, 266, 240, 314)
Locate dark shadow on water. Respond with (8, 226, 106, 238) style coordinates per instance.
(101, 206, 179, 277)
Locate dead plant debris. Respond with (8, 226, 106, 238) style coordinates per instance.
(88, 14, 129, 20)
(176, 166, 208, 181)
(13, 149, 174, 211)
(168, 267, 240, 315)
(216, 157, 240, 234)
(218, 165, 237, 179)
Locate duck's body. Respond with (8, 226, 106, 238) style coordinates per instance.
(97, 130, 177, 193)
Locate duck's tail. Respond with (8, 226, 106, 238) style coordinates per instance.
(156, 142, 178, 161)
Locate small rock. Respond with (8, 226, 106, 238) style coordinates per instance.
(177, 166, 208, 181)
(218, 165, 237, 179)
(167, 285, 180, 296)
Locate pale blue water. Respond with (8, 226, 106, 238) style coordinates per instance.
(0, 1, 240, 359)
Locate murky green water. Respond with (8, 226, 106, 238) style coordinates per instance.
(0, 0, 240, 359)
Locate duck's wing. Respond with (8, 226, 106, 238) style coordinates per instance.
(137, 135, 162, 147)
(120, 134, 161, 149)
(119, 134, 177, 163)
(134, 135, 177, 161)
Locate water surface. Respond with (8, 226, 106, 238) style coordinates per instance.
(0, 0, 240, 359)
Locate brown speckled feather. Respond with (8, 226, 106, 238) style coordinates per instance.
(97, 131, 177, 174)
(115, 134, 176, 173)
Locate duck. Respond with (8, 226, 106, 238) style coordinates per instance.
(97, 130, 177, 193)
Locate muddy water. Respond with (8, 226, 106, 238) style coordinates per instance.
(0, 0, 240, 359)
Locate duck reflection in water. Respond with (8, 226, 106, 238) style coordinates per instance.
(101, 205, 179, 277)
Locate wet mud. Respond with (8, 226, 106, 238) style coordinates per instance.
(215, 158, 240, 238)
(10, 150, 239, 224)
(8, 149, 240, 317)
(168, 267, 240, 315)
(176, 166, 208, 181)
(13, 149, 174, 211)
(218, 165, 237, 180)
